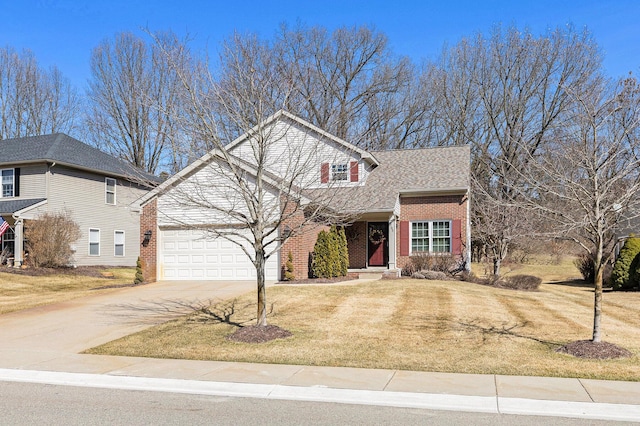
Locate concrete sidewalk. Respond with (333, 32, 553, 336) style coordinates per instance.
(0, 279, 638, 422)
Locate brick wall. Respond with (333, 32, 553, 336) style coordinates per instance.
(139, 198, 157, 283)
(280, 200, 327, 280)
(346, 221, 367, 268)
(397, 194, 468, 270)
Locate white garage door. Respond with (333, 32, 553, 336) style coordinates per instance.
(160, 229, 279, 281)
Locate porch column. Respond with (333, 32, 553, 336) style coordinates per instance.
(13, 219, 23, 267)
(388, 215, 397, 271)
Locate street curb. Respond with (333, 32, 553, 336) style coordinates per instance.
(0, 368, 639, 422)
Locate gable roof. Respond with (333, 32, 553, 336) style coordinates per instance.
(0, 133, 158, 183)
(226, 110, 379, 166)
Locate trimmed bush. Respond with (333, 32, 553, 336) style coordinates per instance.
(402, 253, 458, 276)
(25, 211, 81, 267)
(311, 226, 349, 278)
(502, 274, 542, 291)
(612, 237, 640, 290)
(627, 253, 640, 290)
(134, 257, 144, 284)
(284, 251, 295, 281)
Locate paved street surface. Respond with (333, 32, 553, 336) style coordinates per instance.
(0, 381, 629, 426)
(0, 279, 638, 423)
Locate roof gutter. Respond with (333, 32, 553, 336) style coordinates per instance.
(399, 187, 468, 197)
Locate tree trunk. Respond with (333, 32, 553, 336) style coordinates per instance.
(256, 250, 267, 327)
(592, 251, 604, 342)
(493, 257, 501, 276)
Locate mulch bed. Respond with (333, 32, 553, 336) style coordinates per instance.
(556, 340, 633, 359)
(279, 276, 357, 284)
(227, 325, 293, 343)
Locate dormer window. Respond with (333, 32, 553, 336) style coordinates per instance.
(1, 169, 14, 198)
(331, 163, 348, 181)
(105, 178, 116, 205)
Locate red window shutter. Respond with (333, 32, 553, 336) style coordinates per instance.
(321, 162, 329, 183)
(452, 219, 462, 255)
(400, 221, 409, 256)
(350, 161, 358, 182)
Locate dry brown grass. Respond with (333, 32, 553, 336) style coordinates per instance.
(87, 259, 640, 381)
(0, 268, 135, 314)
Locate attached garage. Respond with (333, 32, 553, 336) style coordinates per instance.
(159, 229, 279, 281)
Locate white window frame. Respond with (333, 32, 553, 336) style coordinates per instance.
(410, 220, 452, 254)
(331, 163, 348, 181)
(114, 230, 125, 257)
(89, 228, 100, 256)
(1, 168, 14, 198)
(1, 227, 15, 254)
(105, 177, 116, 205)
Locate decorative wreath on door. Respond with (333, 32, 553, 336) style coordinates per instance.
(369, 228, 385, 245)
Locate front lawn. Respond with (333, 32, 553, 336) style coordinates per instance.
(0, 267, 136, 314)
(86, 261, 640, 381)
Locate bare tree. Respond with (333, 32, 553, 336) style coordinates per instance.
(516, 75, 640, 342)
(0, 46, 79, 139)
(427, 26, 602, 274)
(86, 32, 183, 174)
(150, 33, 366, 327)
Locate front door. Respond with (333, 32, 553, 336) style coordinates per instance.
(367, 222, 388, 267)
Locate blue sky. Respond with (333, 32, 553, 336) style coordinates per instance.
(1, 0, 639, 89)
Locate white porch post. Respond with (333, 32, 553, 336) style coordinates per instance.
(13, 219, 23, 267)
(388, 215, 397, 271)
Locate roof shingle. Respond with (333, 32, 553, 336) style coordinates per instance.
(0, 133, 157, 182)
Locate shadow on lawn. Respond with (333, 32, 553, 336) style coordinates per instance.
(453, 319, 564, 348)
(100, 298, 265, 328)
(543, 278, 594, 289)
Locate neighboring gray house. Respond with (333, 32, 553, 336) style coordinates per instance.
(0, 133, 156, 267)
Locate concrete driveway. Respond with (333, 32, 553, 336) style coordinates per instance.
(0, 280, 257, 367)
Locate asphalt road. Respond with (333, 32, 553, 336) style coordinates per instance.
(0, 381, 628, 426)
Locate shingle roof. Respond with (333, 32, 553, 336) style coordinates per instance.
(0, 198, 46, 215)
(308, 145, 470, 213)
(0, 133, 158, 183)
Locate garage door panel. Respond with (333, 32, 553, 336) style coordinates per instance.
(160, 229, 278, 281)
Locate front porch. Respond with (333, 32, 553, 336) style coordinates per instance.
(345, 212, 399, 277)
(0, 198, 47, 267)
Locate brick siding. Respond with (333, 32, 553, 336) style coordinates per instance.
(397, 194, 468, 270)
(139, 198, 157, 283)
(346, 221, 367, 268)
(279, 200, 328, 280)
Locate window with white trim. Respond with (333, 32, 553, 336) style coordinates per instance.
(89, 228, 100, 256)
(114, 230, 125, 256)
(331, 163, 348, 181)
(105, 178, 116, 205)
(1, 169, 14, 198)
(411, 221, 451, 253)
(1, 227, 14, 254)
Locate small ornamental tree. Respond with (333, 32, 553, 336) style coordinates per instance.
(284, 251, 295, 281)
(26, 211, 81, 267)
(134, 257, 144, 284)
(311, 226, 349, 278)
(312, 230, 331, 278)
(611, 237, 640, 290)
